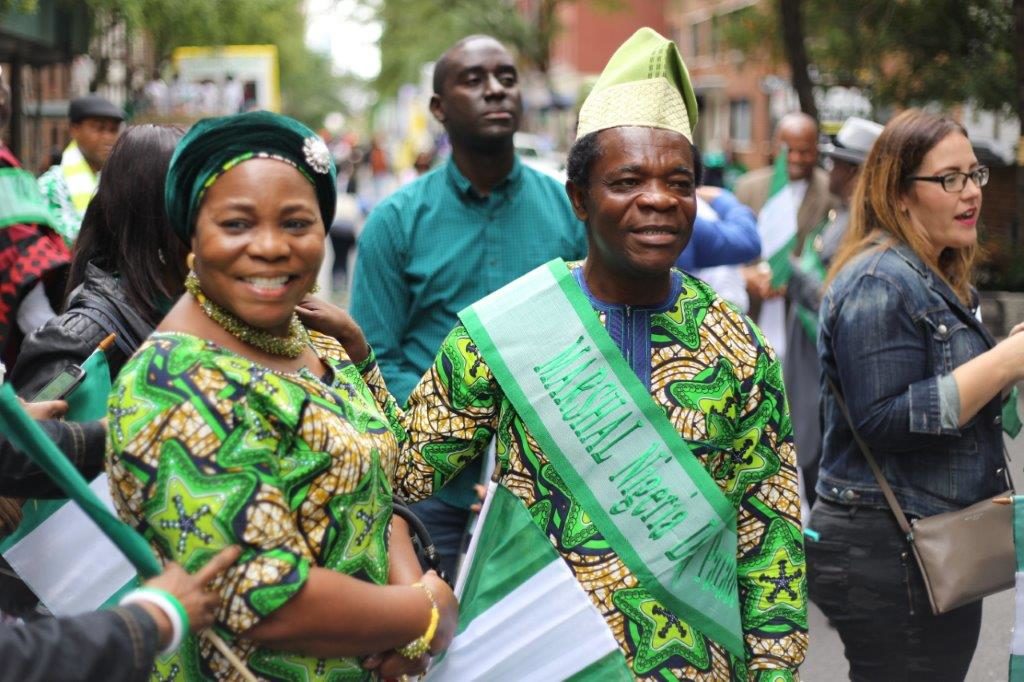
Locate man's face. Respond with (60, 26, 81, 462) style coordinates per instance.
(827, 157, 858, 198)
(780, 123, 818, 182)
(70, 116, 121, 170)
(567, 127, 697, 279)
(430, 38, 522, 147)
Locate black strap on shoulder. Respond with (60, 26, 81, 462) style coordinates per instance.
(69, 302, 142, 358)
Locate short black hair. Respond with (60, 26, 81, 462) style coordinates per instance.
(432, 34, 502, 95)
(566, 130, 704, 189)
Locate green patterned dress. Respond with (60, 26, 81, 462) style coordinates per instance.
(396, 266, 807, 681)
(107, 331, 403, 681)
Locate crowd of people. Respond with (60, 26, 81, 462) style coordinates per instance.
(0, 24, 1014, 682)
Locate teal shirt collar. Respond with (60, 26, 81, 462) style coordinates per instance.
(445, 154, 523, 199)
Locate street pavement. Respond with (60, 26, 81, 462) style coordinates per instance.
(801, 431, 1022, 680)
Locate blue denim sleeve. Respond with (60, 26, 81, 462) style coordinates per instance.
(685, 191, 760, 268)
(829, 274, 960, 450)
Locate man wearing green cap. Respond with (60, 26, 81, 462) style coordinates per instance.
(394, 28, 806, 680)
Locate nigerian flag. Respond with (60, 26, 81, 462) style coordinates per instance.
(754, 147, 796, 360)
(426, 482, 632, 681)
(1012, 495, 1024, 680)
(0, 348, 140, 615)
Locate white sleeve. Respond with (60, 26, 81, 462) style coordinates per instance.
(16, 282, 57, 335)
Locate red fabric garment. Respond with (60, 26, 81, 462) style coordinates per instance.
(0, 144, 70, 365)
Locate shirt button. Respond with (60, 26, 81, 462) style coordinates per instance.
(840, 489, 859, 501)
(994, 414, 1002, 426)
(997, 467, 1006, 477)
(936, 324, 948, 335)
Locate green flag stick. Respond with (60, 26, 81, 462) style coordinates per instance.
(0, 383, 161, 577)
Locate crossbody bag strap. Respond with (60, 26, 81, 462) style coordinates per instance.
(825, 375, 915, 538)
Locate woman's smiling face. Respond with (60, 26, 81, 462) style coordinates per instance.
(191, 158, 325, 336)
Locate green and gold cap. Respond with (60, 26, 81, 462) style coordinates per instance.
(576, 27, 698, 142)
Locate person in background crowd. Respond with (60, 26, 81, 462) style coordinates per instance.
(1, 544, 240, 682)
(0, 81, 70, 368)
(785, 116, 883, 508)
(350, 34, 587, 579)
(12, 125, 188, 399)
(37, 95, 123, 245)
(394, 28, 806, 680)
(808, 109, 1022, 680)
(736, 112, 838, 362)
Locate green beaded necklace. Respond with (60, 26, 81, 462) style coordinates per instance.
(185, 271, 309, 358)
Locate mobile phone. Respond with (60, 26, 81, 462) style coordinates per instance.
(32, 364, 86, 402)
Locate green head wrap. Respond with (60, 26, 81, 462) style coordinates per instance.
(576, 27, 698, 142)
(165, 111, 337, 243)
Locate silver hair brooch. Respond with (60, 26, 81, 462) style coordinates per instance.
(303, 136, 331, 174)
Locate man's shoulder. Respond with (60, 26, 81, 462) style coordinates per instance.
(734, 166, 774, 192)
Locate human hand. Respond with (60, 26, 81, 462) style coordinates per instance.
(742, 264, 772, 300)
(361, 650, 432, 678)
(295, 295, 370, 363)
(141, 546, 242, 647)
(19, 398, 68, 421)
(469, 483, 487, 513)
(422, 570, 458, 655)
(695, 185, 723, 203)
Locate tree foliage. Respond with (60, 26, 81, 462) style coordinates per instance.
(721, 0, 1016, 115)
(83, 0, 346, 127)
(361, 0, 622, 97)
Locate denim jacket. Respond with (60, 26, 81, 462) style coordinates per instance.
(817, 242, 1007, 518)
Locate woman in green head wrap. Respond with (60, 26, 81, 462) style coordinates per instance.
(106, 111, 457, 681)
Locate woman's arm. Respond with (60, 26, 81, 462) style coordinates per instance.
(245, 567, 456, 658)
(951, 322, 1024, 426)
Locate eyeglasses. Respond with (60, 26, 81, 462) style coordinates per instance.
(907, 166, 989, 193)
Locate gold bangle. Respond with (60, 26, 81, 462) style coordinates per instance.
(397, 582, 439, 660)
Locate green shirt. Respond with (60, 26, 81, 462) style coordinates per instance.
(351, 156, 586, 508)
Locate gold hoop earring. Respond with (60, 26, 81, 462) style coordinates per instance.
(186, 252, 196, 271)
(310, 283, 321, 295)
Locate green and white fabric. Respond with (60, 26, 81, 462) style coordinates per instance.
(456, 259, 744, 655)
(756, 149, 798, 362)
(0, 349, 138, 615)
(427, 482, 631, 681)
(1012, 494, 1024, 680)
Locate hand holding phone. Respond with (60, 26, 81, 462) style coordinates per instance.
(31, 364, 86, 402)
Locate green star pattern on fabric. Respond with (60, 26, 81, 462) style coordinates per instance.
(539, 463, 600, 549)
(145, 442, 255, 569)
(613, 587, 711, 675)
(248, 649, 367, 682)
(438, 329, 494, 409)
(738, 518, 807, 631)
(324, 450, 391, 584)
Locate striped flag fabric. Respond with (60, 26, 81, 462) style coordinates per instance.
(1012, 494, 1024, 681)
(426, 482, 632, 681)
(0, 348, 142, 615)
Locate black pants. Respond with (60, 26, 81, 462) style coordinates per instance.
(806, 499, 982, 681)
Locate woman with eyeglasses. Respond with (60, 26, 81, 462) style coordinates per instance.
(806, 109, 1024, 679)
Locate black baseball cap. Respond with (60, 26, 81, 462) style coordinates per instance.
(68, 95, 124, 123)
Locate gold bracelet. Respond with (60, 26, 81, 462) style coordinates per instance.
(397, 582, 439, 660)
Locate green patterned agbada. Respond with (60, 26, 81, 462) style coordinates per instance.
(106, 331, 403, 681)
(396, 265, 807, 681)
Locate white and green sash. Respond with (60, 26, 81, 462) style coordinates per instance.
(458, 259, 744, 658)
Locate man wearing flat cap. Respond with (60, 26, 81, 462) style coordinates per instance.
(38, 95, 123, 245)
(396, 28, 806, 680)
(783, 116, 883, 507)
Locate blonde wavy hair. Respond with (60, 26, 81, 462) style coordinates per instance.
(827, 109, 977, 304)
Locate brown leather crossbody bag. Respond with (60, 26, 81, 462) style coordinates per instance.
(827, 377, 1015, 614)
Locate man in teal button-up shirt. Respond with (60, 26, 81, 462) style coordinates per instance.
(350, 35, 586, 577)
